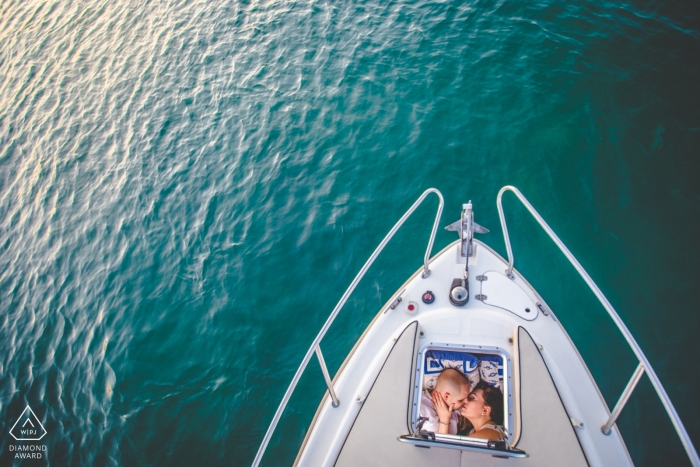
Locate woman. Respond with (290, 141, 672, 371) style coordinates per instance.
(432, 380, 507, 440)
(458, 380, 507, 440)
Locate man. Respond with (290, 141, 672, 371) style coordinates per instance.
(418, 368, 471, 435)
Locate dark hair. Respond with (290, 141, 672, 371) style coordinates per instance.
(457, 380, 505, 435)
(475, 380, 504, 425)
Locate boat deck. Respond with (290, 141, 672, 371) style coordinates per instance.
(294, 240, 633, 466)
(334, 321, 588, 466)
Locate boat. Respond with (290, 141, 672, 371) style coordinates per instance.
(252, 186, 699, 466)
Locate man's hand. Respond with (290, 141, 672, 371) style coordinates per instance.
(431, 391, 454, 433)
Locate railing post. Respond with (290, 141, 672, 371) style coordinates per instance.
(496, 188, 516, 278)
(315, 345, 340, 407)
(602, 363, 645, 435)
(421, 190, 444, 278)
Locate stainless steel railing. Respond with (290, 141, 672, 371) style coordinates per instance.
(252, 188, 444, 467)
(497, 185, 699, 467)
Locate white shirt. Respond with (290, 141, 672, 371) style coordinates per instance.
(418, 390, 459, 435)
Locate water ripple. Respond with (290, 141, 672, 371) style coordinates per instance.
(1, 0, 699, 465)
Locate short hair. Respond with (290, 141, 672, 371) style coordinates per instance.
(435, 368, 470, 394)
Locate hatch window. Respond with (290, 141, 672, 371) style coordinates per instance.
(400, 344, 524, 457)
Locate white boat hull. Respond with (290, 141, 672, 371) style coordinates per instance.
(295, 240, 632, 466)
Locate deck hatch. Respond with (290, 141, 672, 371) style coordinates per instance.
(478, 271, 539, 321)
(397, 433, 528, 457)
(402, 343, 521, 455)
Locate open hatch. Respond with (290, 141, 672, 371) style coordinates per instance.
(399, 344, 527, 458)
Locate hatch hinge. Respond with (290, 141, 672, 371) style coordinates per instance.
(475, 294, 487, 301)
(476, 275, 488, 281)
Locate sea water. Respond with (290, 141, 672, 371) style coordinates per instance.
(1, 0, 698, 465)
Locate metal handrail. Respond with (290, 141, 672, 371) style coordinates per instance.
(497, 185, 699, 467)
(252, 188, 444, 467)
(602, 363, 645, 435)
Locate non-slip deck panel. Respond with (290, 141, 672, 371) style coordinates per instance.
(460, 327, 589, 467)
(335, 321, 460, 467)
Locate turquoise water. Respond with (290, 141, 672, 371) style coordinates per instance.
(1, 0, 698, 465)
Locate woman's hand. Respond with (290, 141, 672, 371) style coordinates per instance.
(431, 391, 454, 434)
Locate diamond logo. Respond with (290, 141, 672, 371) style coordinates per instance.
(9, 406, 47, 441)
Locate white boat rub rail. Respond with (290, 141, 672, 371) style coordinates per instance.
(251, 188, 444, 467)
(497, 185, 699, 467)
